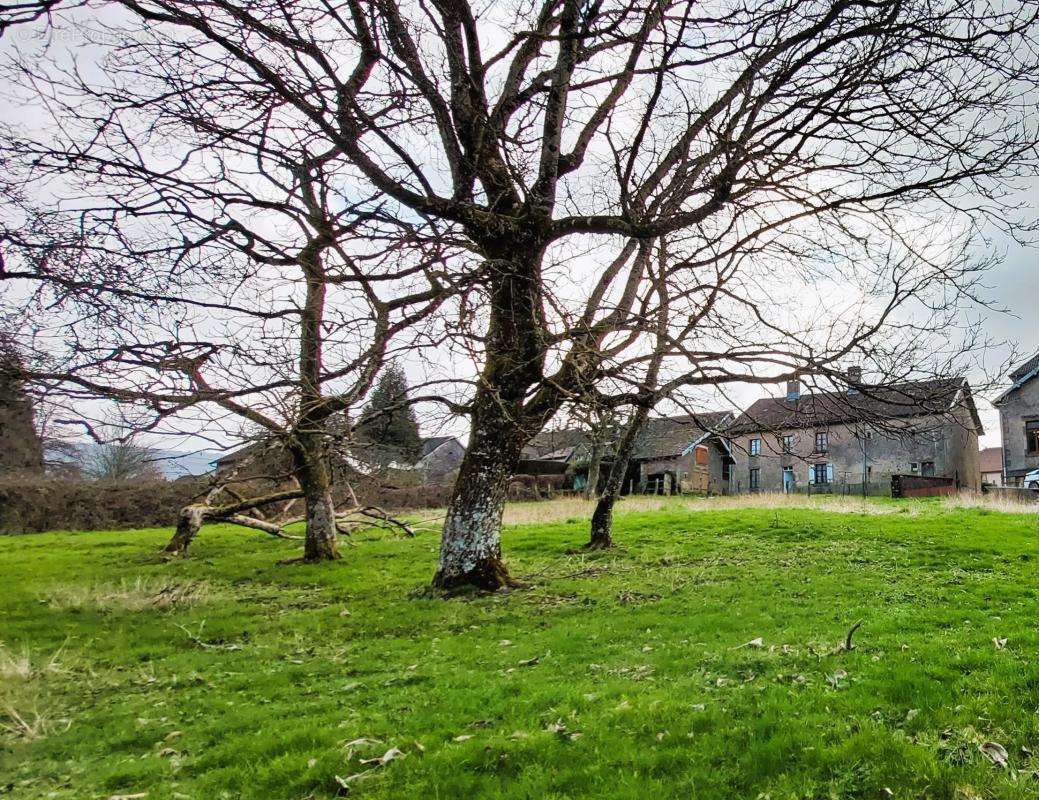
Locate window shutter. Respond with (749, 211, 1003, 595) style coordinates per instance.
(827, 464, 834, 484)
(807, 465, 815, 484)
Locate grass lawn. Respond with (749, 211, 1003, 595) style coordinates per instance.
(3, 498, 1039, 799)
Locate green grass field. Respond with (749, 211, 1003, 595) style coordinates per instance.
(3, 499, 1039, 799)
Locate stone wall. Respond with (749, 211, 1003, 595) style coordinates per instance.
(998, 377, 1039, 485)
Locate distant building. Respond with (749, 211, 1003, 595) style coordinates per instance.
(629, 412, 735, 495)
(979, 447, 1004, 487)
(993, 351, 1039, 488)
(520, 429, 595, 462)
(519, 412, 735, 495)
(414, 436, 466, 482)
(727, 375, 982, 494)
(519, 428, 600, 489)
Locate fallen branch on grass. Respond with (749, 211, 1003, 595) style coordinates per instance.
(162, 468, 424, 557)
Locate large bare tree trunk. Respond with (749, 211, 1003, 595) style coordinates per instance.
(434, 243, 546, 591)
(294, 434, 340, 562)
(432, 406, 526, 590)
(587, 405, 651, 550)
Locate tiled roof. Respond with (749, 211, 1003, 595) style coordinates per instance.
(522, 428, 594, 459)
(420, 436, 456, 457)
(979, 447, 1003, 473)
(994, 351, 1039, 405)
(523, 411, 733, 462)
(727, 378, 981, 434)
(633, 411, 734, 460)
(1010, 351, 1039, 381)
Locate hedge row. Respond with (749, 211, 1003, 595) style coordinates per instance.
(0, 473, 573, 533)
(0, 478, 209, 534)
(352, 473, 570, 510)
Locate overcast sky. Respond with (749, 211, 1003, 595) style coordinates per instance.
(2, 15, 1036, 455)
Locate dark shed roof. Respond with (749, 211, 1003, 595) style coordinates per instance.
(521, 428, 594, 459)
(633, 411, 734, 460)
(420, 436, 456, 457)
(1010, 351, 1039, 382)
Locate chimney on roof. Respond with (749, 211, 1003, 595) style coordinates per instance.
(847, 365, 863, 393)
(786, 377, 801, 402)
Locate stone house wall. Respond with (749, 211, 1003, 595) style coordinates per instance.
(998, 377, 1039, 486)
(730, 413, 980, 493)
(635, 441, 733, 495)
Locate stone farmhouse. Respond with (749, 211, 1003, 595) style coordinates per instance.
(629, 412, 735, 495)
(993, 350, 1039, 488)
(727, 373, 982, 494)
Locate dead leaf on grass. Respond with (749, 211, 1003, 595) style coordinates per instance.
(359, 747, 405, 766)
(980, 741, 1009, 768)
(826, 669, 848, 689)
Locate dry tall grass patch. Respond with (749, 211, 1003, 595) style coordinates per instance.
(0, 643, 68, 741)
(41, 576, 213, 612)
(941, 493, 1039, 514)
(499, 493, 907, 527)
(507, 491, 1039, 528)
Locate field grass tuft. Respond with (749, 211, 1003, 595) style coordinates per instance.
(2, 497, 1039, 798)
(40, 576, 214, 613)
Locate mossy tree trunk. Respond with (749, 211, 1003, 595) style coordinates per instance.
(432, 394, 527, 590)
(293, 433, 340, 562)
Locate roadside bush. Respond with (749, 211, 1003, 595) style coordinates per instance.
(0, 477, 208, 534)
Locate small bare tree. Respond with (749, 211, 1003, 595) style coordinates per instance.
(83, 434, 163, 483)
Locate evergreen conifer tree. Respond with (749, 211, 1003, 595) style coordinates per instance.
(357, 365, 421, 462)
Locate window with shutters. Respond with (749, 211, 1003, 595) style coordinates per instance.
(813, 463, 830, 485)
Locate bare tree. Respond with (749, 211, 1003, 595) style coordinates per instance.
(571, 400, 616, 502)
(3, 1, 1036, 588)
(83, 432, 164, 483)
(0, 12, 463, 561)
